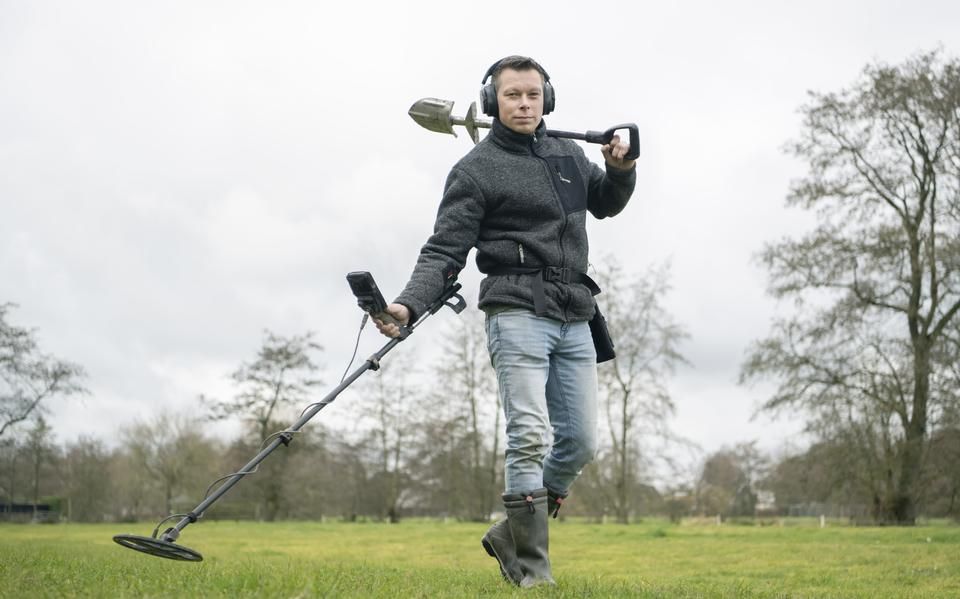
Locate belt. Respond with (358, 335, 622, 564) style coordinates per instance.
(486, 266, 601, 316)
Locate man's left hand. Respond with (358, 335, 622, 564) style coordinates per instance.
(601, 134, 636, 171)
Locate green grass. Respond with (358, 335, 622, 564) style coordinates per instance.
(2, 519, 959, 597)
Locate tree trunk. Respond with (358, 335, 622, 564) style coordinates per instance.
(882, 340, 931, 525)
(617, 387, 630, 524)
(33, 452, 41, 520)
(7, 450, 17, 521)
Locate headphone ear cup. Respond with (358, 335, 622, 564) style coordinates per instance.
(480, 83, 498, 118)
(543, 81, 555, 115)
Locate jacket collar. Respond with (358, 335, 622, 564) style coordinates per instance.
(490, 118, 547, 154)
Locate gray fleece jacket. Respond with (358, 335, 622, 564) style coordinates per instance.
(395, 118, 636, 323)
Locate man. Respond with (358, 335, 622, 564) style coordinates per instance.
(375, 55, 636, 587)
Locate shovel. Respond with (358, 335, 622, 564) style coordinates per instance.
(409, 98, 640, 160)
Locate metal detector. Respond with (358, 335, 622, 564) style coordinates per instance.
(408, 97, 641, 160)
(113, 274, 466, 561)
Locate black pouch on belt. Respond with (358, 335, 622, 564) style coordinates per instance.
(589, 302, 616, 363)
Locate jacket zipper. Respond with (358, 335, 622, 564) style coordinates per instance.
(518, 243, 525, 265)
(531, 140, 571, 320)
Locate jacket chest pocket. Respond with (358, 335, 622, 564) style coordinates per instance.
(543, 156, 587, 215)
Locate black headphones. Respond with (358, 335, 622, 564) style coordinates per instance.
(479, 57, 555, 119)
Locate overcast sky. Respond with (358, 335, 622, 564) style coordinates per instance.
(2, 1, 958, 462)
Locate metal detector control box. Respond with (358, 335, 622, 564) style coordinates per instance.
(346, 271, 389, 315)
(346, 271, 401, 328)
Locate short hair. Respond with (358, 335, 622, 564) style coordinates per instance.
(491, 55, 549, 87)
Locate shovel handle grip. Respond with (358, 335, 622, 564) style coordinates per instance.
(585, 123, 640, 161)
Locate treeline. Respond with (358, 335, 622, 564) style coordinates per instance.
(4, 411, 960, 525)
(3, 283, 960, 525)
(0, 411, 510, 524)
(4, 249, 960, 524)
(691, 437, 960, 523)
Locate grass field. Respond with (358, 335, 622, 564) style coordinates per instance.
(2, 518, 958, 597)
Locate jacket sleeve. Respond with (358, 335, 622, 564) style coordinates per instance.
(394, 167, 485, 321)
(586, 160, 636, 219)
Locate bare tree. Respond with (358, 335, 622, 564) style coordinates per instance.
(442, 310, 500, 520)
(741, 50, 960, 524)
(349, 353, 421, 522)
(590, 259, 689, 523)
(25, 416, 54, 519)
(206, 330, 323, 442)
(1, 304, 86, 437)
(696, 442, 769, 518)
(919, 347, 960, 517)
(923, 426, 960, 518)
(62, 436, 113, 522)
(121, 413, 215, 517)
(204, 330, 323, 520)
(1, 431, 22, 519)
(413, 310, 501, 521)
(278, 424, 354, 520)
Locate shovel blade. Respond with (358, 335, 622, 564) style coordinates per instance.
(408, 98, 457, 136)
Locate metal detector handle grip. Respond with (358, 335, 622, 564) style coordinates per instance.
(585, 123, 640, 161)
(373, 311, 402, 328)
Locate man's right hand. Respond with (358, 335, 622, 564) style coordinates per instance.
(373, 303, 411, 338)
(601, 134, 636, 171)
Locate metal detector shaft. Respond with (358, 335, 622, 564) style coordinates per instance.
(157, 282, 466, 545)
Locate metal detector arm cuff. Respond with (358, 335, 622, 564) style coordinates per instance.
(437, 285, 467, 315)
(422, 281, 466, 319)
(403, 280, 466, 331)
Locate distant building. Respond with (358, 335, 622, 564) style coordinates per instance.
(0, 503, 59, 523)
(755, 490, 776, 514)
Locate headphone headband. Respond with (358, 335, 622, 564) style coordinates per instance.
(481, 58, 551, 85)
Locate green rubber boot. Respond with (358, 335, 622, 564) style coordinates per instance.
(503, 488, 555, 588)
(482, 488, 568, 585)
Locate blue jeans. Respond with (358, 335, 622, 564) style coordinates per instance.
(485, 309, 598, 495)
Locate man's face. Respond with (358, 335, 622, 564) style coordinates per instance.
(495, 68, 544, 135)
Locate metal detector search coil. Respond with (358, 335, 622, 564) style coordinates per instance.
(113, 533, 203, 562)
